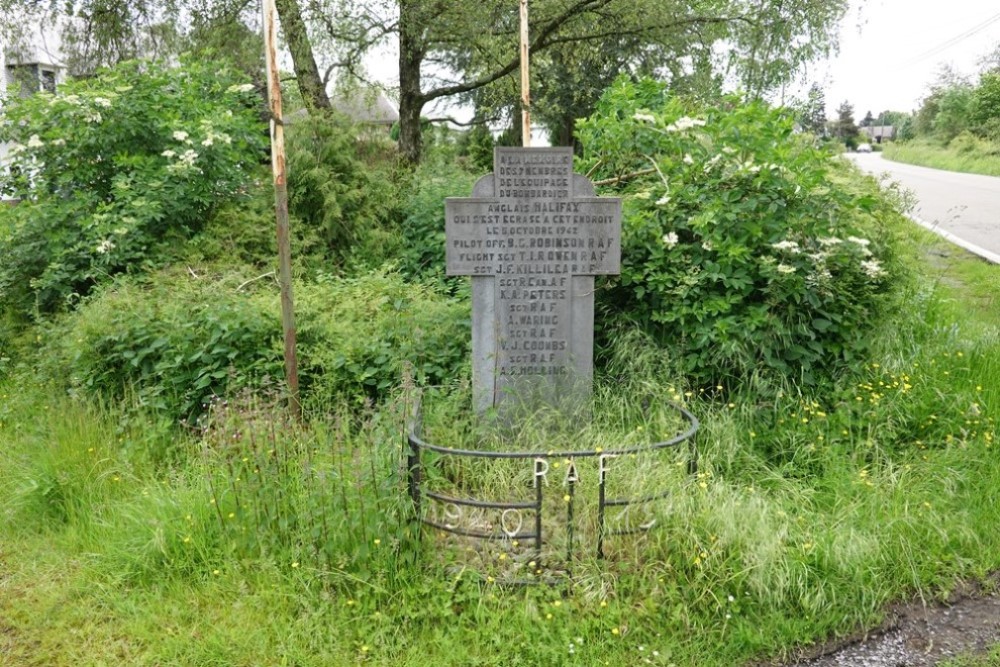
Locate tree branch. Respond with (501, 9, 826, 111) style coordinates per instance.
(418, 6, 754, 105)
(593, 167, 656, 186)
(418, 0, 613, 104)
(424, 114, 503, 127)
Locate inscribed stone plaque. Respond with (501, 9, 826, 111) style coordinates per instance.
(445, 147, 622, 417)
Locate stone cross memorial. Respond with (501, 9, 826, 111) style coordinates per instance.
(446, 147, 622, 417)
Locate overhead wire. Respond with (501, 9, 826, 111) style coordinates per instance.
(898, 10, 1000, 68)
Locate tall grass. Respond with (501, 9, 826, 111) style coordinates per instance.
(884, 139, 1000, 177)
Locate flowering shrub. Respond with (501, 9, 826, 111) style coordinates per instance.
(579, 78, 902, 386)
(0, 59, 265, 317)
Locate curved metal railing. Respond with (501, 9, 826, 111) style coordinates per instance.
(404, 399, 699, 561)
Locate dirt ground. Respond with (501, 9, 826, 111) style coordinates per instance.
(785, 578, 1000, 667)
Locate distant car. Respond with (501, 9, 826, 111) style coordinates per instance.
(857, 143, 872, 153)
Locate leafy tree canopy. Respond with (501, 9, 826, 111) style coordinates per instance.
(797, 82, 828, 135)
(832, 100, 858, 145)
(361, 0, 849, 161)
(4, 0, 849, 163)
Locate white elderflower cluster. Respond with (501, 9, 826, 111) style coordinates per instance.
(703, 154, 723, 173)
(166, 148, 200, 172)
(633, 112, 656, 123)
(846, 236, 873, 255)
(740, 161, 780, 174)
(861, 259, 885, 279)
(777, 263, 796, 274)
(226, 83, 256, 94)
(662, 232, 679, 249)
(201, 130, 232, 147)
(666, 116, 706, 132)
(805, 268, 833, 288)
(771, 240, 801, 253)
(95, 238, 116, 254)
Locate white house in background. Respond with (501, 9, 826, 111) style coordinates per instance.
(1, 21, 66, 99)
(860, 125, 896, 144)
(332, 89, 400, 131)
(284, 89, 401, 138)
(1, 23, 66, 176)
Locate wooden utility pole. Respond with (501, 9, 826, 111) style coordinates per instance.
(263, 0, 301, 419)
(520, 0, 531, 147)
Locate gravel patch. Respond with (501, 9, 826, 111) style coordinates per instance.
(789, 586, 1000, 667)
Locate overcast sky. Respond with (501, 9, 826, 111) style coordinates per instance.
(811, 0, 1000, 119)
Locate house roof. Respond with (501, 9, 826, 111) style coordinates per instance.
(5, 56, 62, 68)
(283, 90, 399, 127)
(862, 125, 895, 138)
(332, 90, 399, 125)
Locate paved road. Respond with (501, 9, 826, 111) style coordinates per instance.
(847, 153, 1000, 263)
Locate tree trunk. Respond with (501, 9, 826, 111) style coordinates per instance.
(274, 0, 330, 111)
(398, 0, 425, 164)
(556, 114, 574, 149)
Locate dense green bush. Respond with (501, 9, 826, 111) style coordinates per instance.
(0, 58, 266, 318)
(949, 131, 983, 154)
(457, 124, 496, 173)
(41, 268, 470, 419)
(40, 268, 284, 419)
(395, 163, 480, 288)
(295, 270, 470, 406)
(179, 188, 281, 269)
(181, 164, 346, 278)
(285, 113, 402, 271)
(578, 77, 903, 387)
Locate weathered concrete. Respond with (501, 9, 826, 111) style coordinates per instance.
(445, 147, 622, 417)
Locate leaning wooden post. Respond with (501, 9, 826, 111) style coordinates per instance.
(263, 0, 301, 419)
(519, 0, 531, 147)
